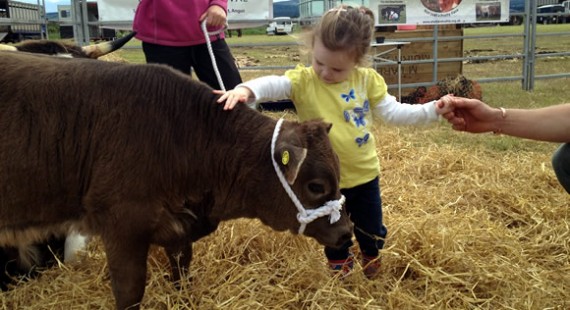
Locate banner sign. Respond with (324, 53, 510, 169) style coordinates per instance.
(97, 0, 272, 23)
(97, 0, 136, 22)
(227, 0, 272, 21)
(369, 0, 510, 25)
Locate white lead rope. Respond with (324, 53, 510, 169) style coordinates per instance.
(270, 118, 345, 234)
(200, 19, 226, 92)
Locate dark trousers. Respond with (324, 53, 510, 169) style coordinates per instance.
(142, 39, 242, 90)
(552, 143, 570, 194)
(325, 176, 387, 260)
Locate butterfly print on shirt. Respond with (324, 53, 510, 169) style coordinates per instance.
(355, 133, 370, 147)
(341, 88, 356, 103)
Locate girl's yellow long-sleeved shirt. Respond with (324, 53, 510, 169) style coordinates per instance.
(240, 64, 439, 188)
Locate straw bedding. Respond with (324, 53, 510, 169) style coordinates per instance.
(1, 93, 568, 309)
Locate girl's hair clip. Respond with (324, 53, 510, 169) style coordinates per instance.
(327, 7, 348, 13)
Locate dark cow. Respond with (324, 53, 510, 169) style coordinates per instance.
(0, 31, 136, 58)
(0, 52, 352, 309)
(0, 33, 136, 290)
(0, 235, 66, 291)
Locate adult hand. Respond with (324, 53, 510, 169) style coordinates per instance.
(214, 87, 252, 110)
(439, 95, 503, 133)
(200, 5, 227, 28)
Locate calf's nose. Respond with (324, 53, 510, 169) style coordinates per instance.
(333, 231, 353, 249)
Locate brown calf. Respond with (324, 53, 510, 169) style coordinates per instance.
(0, 52, 352, 309)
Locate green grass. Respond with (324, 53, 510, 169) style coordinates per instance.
(463, 23, 570, 55)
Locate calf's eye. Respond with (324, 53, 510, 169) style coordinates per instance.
(308, 182, 325, 195)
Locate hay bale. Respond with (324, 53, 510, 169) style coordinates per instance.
(403, 75, 483, 104)
(98, 53, 129, 63)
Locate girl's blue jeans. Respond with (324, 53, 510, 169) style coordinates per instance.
(325, 176, 387, 260)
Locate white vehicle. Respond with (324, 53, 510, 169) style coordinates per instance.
(0, 0, 45, 42)
(563, 1, 570, 12)
(266, 17, 293, 35)
(537, 4, 567, 24)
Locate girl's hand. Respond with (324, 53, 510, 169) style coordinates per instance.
(214, 87, 252, 110)
(436, 94, 457, 118)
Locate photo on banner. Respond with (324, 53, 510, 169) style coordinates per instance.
(369, 0, 510, 25)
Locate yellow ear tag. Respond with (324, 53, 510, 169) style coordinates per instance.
(282, 150, 290, 165)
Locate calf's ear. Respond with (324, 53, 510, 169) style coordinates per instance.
(275, 144, 307, 185)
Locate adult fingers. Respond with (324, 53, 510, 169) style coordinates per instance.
(452, 123, 466, 131)
(205, 6, 226, 27)
(448, 96, 481, 109)
(441, 111, 455, 120)
(448, 117, 466, 128)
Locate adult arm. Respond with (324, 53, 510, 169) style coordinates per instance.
(442, 96, 570, 142)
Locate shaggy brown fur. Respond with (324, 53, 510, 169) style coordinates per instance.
(0, 33, 137, 291)
(0, 52, 352, 309)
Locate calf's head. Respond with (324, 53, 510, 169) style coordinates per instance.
(256, 119, 352, 249)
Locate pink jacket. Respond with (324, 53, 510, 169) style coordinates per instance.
(133, 0, 227, 46)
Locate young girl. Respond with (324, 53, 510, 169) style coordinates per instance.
(217, 5, 451, 279)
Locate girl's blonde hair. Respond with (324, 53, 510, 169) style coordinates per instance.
(308, 5, 375, 66)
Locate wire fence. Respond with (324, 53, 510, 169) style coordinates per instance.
(2, 1, 570, 93)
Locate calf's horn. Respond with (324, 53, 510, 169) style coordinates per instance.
(81, 31, 137, 59)
(0, 44, 17, 51)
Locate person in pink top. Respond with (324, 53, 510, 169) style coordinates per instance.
(133, 0, 242, 90)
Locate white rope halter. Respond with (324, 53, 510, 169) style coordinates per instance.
(271, 118, 345, 234)
(200, 19, 227, 92)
